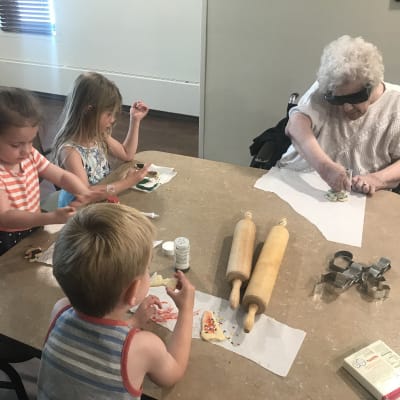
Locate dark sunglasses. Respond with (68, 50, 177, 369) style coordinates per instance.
(324, 85, 372, 106)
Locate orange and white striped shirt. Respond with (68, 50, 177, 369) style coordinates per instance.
(0, 148, 50, 231)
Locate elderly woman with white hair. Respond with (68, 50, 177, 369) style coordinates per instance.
(278, 35, 400, 194)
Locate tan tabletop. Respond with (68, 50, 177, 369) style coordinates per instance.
(1, 150, 400, 400)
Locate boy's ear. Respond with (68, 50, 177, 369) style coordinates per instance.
(123, 278, 141, 306)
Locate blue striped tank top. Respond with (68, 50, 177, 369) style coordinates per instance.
(37, 307, 142, 400)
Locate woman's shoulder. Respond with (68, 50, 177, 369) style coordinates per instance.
(384, 82, 400, 94)
(377, 82, 400, 109)
(367, 83, 400, 125)
(289, 81, 328, 125)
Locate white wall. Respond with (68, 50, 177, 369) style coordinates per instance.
(200, 0, 400, 165)
(0, 0, 202, 116)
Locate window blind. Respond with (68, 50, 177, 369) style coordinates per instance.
(0, 0, 55, 35)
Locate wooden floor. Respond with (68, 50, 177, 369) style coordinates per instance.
(37, 94, 199, 157)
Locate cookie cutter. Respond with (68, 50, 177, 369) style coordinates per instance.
(319, 251, 391, 299)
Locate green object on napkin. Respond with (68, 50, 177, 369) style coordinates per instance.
(136, 178, 160, 192)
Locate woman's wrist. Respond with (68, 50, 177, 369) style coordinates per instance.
(368, 171, 387, 191)
(315, 157, 335, 177)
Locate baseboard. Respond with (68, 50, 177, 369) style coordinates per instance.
(0, 60, 199, 116)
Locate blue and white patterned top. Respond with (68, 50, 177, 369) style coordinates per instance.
(58, 143, 110, 207)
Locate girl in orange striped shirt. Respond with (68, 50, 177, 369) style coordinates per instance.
(0, 87, 100, 255)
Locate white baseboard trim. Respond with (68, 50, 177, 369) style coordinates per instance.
(0, 60, 200, 116)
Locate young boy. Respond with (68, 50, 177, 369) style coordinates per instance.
(0, 87, 102, 255)
(37, 203, 195, 399)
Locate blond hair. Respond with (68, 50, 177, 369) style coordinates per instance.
(51, 72, 122, 165)
(317, 35, 384, 93)
(53, 203, 155, 317)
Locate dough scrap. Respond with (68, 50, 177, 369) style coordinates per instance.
(24, 247, 42, 262)
(325, 189, 348, 202)
(150, 272, 177, 290)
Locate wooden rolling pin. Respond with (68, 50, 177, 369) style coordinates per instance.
(226, 211, 256, 309)
(242, 218, 289, 332)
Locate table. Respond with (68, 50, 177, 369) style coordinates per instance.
(1, 150, 400, 400)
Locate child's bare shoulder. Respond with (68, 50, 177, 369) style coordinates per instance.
(128, 329, 166, 354)
(126, 330, 168, 372)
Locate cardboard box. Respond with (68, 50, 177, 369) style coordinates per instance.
(343, 340, 400, 400)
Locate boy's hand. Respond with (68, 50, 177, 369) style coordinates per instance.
(130, 100, 149, 121)
(131, 295, 162, 328)
(166, 271, 195, 312)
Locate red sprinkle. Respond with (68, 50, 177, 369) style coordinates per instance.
(151, 302, 199, 323)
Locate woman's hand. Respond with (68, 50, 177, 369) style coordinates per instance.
(130, 100, 149, 121)
(319, 161, 350, 192)
(352, 173, 385, 195)
(130, 295, 162, 328)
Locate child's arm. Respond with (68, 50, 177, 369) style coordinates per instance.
(0, 187, 76, 229)
(106, 101, 149, 161)
(60, 147, 150, 196)
(0, 161, 109, 229)
(105, 166, 150, 193)
(127, 271, 195, 388)
(40, 162, 104, 205)
(41, 162, 93, 197)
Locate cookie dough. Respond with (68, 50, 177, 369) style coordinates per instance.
(325, 190, 348, 202)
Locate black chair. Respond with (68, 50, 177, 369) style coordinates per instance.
(0, 333, 160, 400)
(0, 335, 41, 400)
(249, 93, 299, 170)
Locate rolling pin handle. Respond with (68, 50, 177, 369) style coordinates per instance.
(229, 279, 243, 309)
(244, 303, 258, 333)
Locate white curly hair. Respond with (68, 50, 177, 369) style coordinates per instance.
(317, 35, 384, 94)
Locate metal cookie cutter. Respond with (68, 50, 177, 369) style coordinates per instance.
(321, 251, 363, 292)
(360, 257, 391, 299)
(320, 251, 391, 299)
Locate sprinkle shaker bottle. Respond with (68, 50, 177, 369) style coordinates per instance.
(174, 237, 190, 272)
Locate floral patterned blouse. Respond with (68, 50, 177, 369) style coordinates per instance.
(58, 143, 110, 207)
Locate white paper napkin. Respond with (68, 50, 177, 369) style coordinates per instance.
(132, 164, 177, 192)
(149, 286, 306, 377)
(254, 167, 366, 247)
